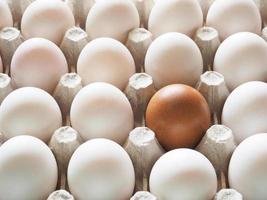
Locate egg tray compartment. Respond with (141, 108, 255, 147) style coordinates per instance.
(0, 0, 259, 199)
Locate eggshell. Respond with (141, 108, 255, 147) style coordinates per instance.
(68, 138, 135, 200)
(228, 133, 267, 199)
(11, 38, 68, 93)
(77, 37, 135, 90)
(206, 0, 261, 40)
(150, 148, 217, 200)
(145, 84, 210, 150)
(70, 82, 134, 145)
(0, 0, 13, 30)
(21, 0, 75, 45)
(145, 32, 203, 89)
(214, 32, 267, 91)
(86, 0, 140, 43)
(0, 87, 62, 142)
(148, 0, 203, 38)
(222, 81, 267, 144)
(0, 135, 58, 200)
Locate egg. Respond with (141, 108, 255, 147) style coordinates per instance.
(0, 135, 58, 200)
(68, 138, 135, 200)
(0, 87, 62, 142)
(228, 133, 267, 199)
(222, 81, 267, 144)
(145, 32, 203, 89)
(206, 0, 261, 40)
(10, 38, 68, 93)
(150, 148, 217, 200)
(86, 0, 139, 43)
(77, 37, 135, 90)
(70, 82, 134, 145)
(146, 84, 210, 150)
(0, 0, 13, 30)
(21, 0, 75, 45)
(148, 0, 203, 38)
(214, 32, 267, 91)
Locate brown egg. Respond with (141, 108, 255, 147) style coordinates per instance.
(146, 84, 210, 150)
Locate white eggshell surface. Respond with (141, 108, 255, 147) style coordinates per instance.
(21, 0, 75, 45)
(145, 32, 203, 89)
(206, 0, 261, 40)
(214, 32, 267, 91)
(11, 38, 68, 93)
(86, 0, 140, 43)
(149, 148, 217, 200)
(148, 0, 203, 38)
(77, 37, 135, 90)
(229, 133, 267, 199)
(0, 87, 62, 142)
(0, 135, 58, 200)
(222, 81, 267, 144)
(70, 82, 134, 145)
(68, 138, 135, 200)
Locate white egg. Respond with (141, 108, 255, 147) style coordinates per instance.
(206, 0, 261, 40)
(214, 32, 267, 91)
(70, 82, 134, 145)
(77, 37, 135, 90)
(86, 0, 139, 43)
(0, 0, 13, 30)
(150, 148, 217, 200)
(0, 87, 62, 142)
(229, 133, 267, 199)
(145, 32, 203, 89)
(222, 81, 267, 144)
(10, 38, 68, 93)
(148, 0, 203, 38)
(68, 138, 135, 200)
(21, 0, 75, 45)
(0, 135, 58, 200)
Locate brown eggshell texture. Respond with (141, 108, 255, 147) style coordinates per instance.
(146, 84, 211, 150)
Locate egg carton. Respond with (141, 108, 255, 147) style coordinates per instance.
(1, 0, 267, 199)
(0, 28, 239, 200)
(46, 64, 236, 200)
